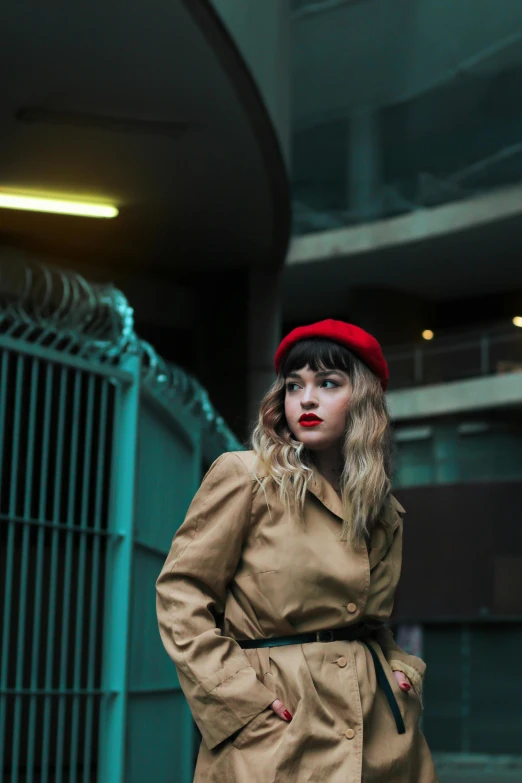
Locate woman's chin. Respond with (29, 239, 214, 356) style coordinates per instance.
(294, 431, 334, 451)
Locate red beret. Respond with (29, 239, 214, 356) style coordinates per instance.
(274, 319, 389, 391)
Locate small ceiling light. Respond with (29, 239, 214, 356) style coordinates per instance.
(513, 316, 522, 328)
(0, 192, 118, 219)
(422, 330, 434, 340)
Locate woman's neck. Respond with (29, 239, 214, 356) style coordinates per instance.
(313, 449, 344, 493)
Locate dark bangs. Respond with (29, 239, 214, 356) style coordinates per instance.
(280, 338, 355, 377)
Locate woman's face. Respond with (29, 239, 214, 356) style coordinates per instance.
(284, 364, 352, 451)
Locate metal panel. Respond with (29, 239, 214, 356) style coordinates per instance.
(0, 260, 241, 783)
(126, 693, 195, 783)
(134, 395, 200, 553)
(125, 393, 202, 783)
(0, 342, 123, 783)
(126, 550, 195, 783)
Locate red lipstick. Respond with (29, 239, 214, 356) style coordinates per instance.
(299, 413, 322, 427)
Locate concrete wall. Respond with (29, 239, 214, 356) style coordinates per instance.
(293, 0, 522, 126)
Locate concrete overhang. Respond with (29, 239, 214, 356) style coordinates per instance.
(388, 372, 522, 421)
(284, 184, 522, 319)
(0, 0, 290, 271)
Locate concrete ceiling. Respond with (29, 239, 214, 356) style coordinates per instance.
(0, 0, 290, 270)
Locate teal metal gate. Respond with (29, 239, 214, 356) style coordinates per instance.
(0, 259, 239, 782)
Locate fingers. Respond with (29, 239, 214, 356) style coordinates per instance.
(393, 670, 412, 692)
(270, 698, 293, 721)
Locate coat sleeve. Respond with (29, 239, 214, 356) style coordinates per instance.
(372, 512, 427, 698)
(155, 452, 277, 750)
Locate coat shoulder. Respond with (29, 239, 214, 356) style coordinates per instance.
(378, 493, 406, 530)
(227, 449, 264, 478)
(227, 449, 255, 468)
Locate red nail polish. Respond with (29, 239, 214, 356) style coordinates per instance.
(401, 683, 411, 692)
(283, 710, 293, 721)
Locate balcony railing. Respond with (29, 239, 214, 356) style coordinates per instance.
(386, 326, 522, 391)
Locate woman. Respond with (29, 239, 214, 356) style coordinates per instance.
(156, 319, 438, 782)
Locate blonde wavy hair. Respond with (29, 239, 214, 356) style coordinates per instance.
(251, 338, 393, 543)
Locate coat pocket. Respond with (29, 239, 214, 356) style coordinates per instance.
(231, 707, 281, 749)
(382, 656, 424, 717)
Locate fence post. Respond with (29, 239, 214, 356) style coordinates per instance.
(98, 352, 141, 783)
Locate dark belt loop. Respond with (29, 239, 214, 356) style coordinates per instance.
(362, 640, 406, 735)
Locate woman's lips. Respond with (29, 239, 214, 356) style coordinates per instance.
(299, 414, 323, 428)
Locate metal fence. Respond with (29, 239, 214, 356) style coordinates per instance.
(0, 257, 240, 783)
(386, 326, 522, 391)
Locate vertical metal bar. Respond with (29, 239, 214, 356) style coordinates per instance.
(98, 355, 140, 783)
(0, 351, 12, 783)
(41, 367, 69, 783)
(70, 374, 96, 783)
(83, 379, 109, 783)
(26, 363, 54, 783)
(480, 334, 490, 375)
(0, 354, 24, 783)
(55, 370, 83, 783)
(11, 358, 40, 783)
(461, 623, 471, 752)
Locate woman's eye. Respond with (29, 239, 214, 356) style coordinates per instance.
(286, 382, 299, 392)
(322, 379, 338, 389)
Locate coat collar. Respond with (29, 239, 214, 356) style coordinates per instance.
(308, 468, 345, 521)
(307, 468, 405, 541)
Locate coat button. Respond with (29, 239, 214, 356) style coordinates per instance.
(344, 728, 355, 739)
(337, 656, 347, 668)
(347, 602, 357, 613)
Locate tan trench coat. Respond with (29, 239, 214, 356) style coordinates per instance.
(156, 451, 438, 783)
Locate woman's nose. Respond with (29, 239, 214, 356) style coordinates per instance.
(301, 388, 317, 407)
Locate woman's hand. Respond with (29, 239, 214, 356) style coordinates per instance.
(393, 670, 412, 692)
(270, 673, 411, 726)
(270, 698, 293, 721)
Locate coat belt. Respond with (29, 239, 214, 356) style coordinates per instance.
(236, 624, 406, 735)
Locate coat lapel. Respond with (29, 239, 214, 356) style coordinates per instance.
(306, 470, 405, 549)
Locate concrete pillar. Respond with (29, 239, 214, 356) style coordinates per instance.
(247, 265, 283, 430)
(348, 109, 381, 219)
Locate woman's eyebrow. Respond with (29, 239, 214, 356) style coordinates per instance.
(315, 370, 345, 379)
